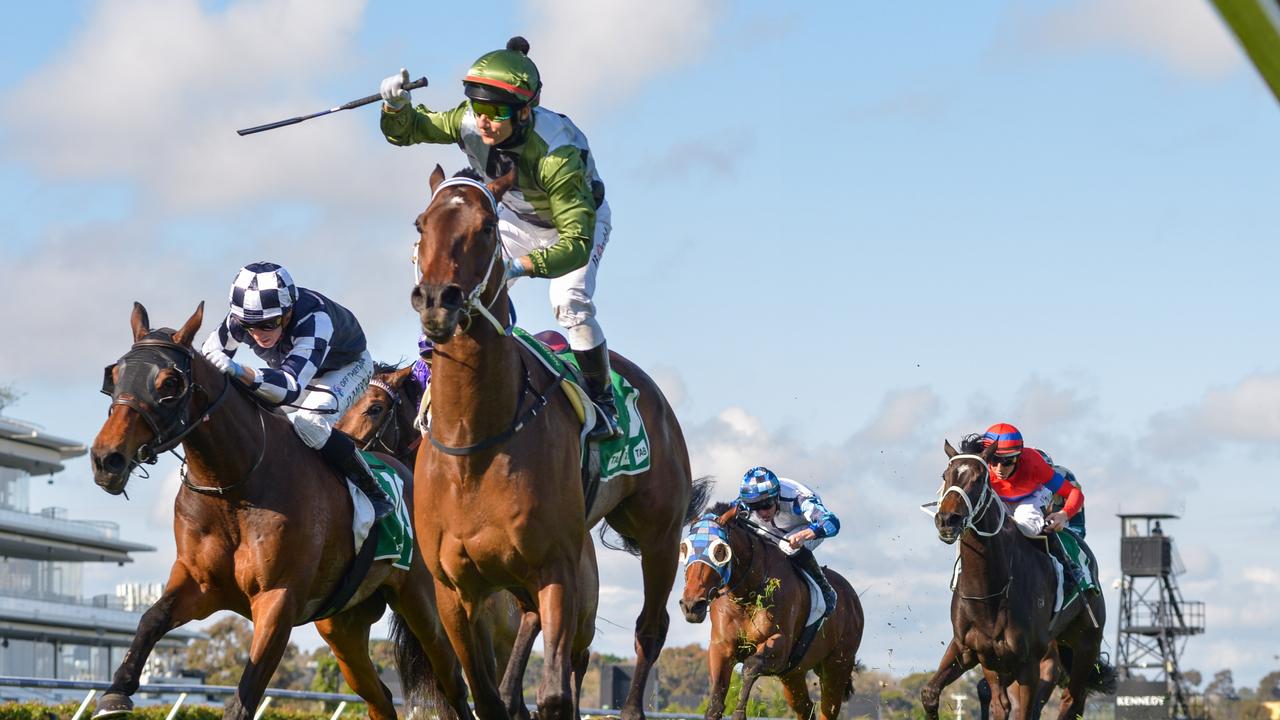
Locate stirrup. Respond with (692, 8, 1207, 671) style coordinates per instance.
(588, 404, 622, 441)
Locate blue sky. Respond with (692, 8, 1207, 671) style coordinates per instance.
(2, 0, 1278, 693)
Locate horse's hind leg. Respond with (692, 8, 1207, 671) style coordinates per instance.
(224, 588, 300, 719)
(314, 597, 397, 720)
(96, 565, 215, 717)
(922, 640, 977, 720)
(816, 653, 856, 720)
(1054, 633, 1101, 720)
(779, 670, 815, 720)
(622, 524, 682, 720)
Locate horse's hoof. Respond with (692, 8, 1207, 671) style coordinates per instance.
(94, 692, 134, 718)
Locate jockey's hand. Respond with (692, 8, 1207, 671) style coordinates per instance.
(380, 68, 412, 111)
(787, 528, 817, 549)
(206, 351, 242, 378)
(1045, 511, 1069, 532)
(504, 256, 531, 281)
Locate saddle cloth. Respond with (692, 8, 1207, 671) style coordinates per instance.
(800, 570, 826, 628)
(348, 452, 414, 570)
(511, 327, 652, 481)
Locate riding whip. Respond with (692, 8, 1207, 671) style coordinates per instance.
(236, 77, 429, 136)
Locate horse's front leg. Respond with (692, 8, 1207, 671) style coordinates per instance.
(731, 635, 787, 720)
(224, 589, 300, 719)
(704, 642, 737, 720)
(96, 564, 216, 718)
(922, 639, 977, 720)
(535, 568, 579, 720)
(500, 607, 540, 720)
(1007, 668, 1043, 720)
(434, 581, 507, 720)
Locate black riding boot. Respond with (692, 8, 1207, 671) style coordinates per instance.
(1048, 533, 1094, 596)
(321, 430, 395, 521)
(790, 547, 837, 619)
(573, 342, 622, 441)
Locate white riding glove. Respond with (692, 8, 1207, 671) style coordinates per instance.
(380, 68, 412, 111)
(206, 351, 243, 378)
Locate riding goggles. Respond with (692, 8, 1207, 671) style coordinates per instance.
(469, 99, 514, 121)
(991, 455, 1019, 468)
(240, 315, 284, 331)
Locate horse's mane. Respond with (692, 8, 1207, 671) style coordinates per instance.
(372, 360, 424, 409)
(959, 433, 986, 454)
(707, 500, 737, 516)
(452, 167, 483, 181)
(374, 361, 401, 375)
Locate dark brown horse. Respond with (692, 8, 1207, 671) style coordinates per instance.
(338, 362, 423, 467)
(408, 167, 711, 720)
(921, 440, 1112, 720)
(89, 303, 471, 720)
(678, 503, 864, 720)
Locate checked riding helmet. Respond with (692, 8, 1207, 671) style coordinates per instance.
(739, 466, 781, 508)
(228, 262, 297, 323)
(463, 37, 542, 111)
(982, 422, 1024, 459)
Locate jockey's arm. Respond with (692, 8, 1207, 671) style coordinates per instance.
(250, 313, 333, 406)
(525, 147, 596, 278)
(380, 101, 466, 147)
(798, 494, 841, 539)
(1043, 471, 1084, 531)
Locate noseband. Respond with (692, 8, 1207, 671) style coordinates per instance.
(939, 454, 1007, 539)
(101, 332, 229, 469)
(413, 177, 510, 336)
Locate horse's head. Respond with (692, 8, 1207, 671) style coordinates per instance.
(90, 302, 210, 495)
(935, 438, 1001, 544)
(409, 165, 517, 343)
(336, 363, 419, 455)
(678, 503, 745, 623)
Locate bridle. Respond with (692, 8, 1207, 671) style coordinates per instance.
(101, 332, 229, 472)
(412, 177, 510, 337)
(358, 378, 406, 454)
(681, 514, 758, 605)
(939, 453, 1007, 539)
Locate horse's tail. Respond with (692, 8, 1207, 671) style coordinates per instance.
(599, 475, 714, 557)
(389, 610, 452, 718)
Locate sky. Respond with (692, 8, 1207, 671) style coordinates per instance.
(1, 0, 1278, 693)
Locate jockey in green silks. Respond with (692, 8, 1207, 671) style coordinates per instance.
(378, 36, 621, 441)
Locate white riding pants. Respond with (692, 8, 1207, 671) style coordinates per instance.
(1005, 486, 1054, 537)
(499, 201, 611, 351)
(287, 351, 374, 449)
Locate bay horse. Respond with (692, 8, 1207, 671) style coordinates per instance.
(338, 362, 423, 467)
(921, 439, 1113, 720)
(677, 502, 864, 720)
(89, 303, 472, 720)
(408, 166, 711, 720)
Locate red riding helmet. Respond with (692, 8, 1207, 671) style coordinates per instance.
(982, 423, 1024, 458)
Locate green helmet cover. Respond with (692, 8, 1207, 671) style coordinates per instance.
(463, 49, 541, 106)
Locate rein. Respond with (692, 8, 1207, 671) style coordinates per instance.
(941, 453, 1014, 600)
(179, 403, 267, 497)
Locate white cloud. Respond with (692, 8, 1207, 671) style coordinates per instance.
(519, 0, 725, 118)
(1008, 0, 1241, 78)
(1145, 371, 1280, 455)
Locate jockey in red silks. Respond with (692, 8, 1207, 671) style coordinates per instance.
(980, 423, 1092, 593)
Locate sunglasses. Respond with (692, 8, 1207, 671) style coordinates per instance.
(746, 498, 778, 512)
(241, 316, 284, 331)
(470, 100, 514, 121)
(992, 455, 1019, 468)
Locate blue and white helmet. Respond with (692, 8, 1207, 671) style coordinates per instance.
(229, 262, 297, 322)
(738, 466, 781, 507)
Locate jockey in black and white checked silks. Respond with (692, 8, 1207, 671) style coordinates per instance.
(201, 262, 372, 449)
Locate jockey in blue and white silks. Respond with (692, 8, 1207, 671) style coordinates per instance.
(737, 466, 840, 618)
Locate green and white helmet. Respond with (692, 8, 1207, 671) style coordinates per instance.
(463, 36, 541, 107)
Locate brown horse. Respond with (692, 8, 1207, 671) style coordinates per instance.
(677, 502, 864, 720)
(921, 439, 1113, 720)
(89, 303, 471, 720)
(338, 362, 423, 467)
(408, 166, 711, 720)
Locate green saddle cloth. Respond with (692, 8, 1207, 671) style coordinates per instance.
(1057, 530, 1097, 604)
(360, 452, 414, 570)
(511, 327, 652, 481)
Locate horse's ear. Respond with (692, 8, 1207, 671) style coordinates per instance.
(716, 505, 739, 526)
(944, 439, 958, 458)
(172, 302, 204, 347)
(390, 364, 417, 389)
(130, 302, 150, 341)
(487, 167, 517, 201)
(429, 165, 446, 194)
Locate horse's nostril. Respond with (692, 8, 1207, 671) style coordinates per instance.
(101, 452, 127, 475)
(440, 285, 464, 311)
